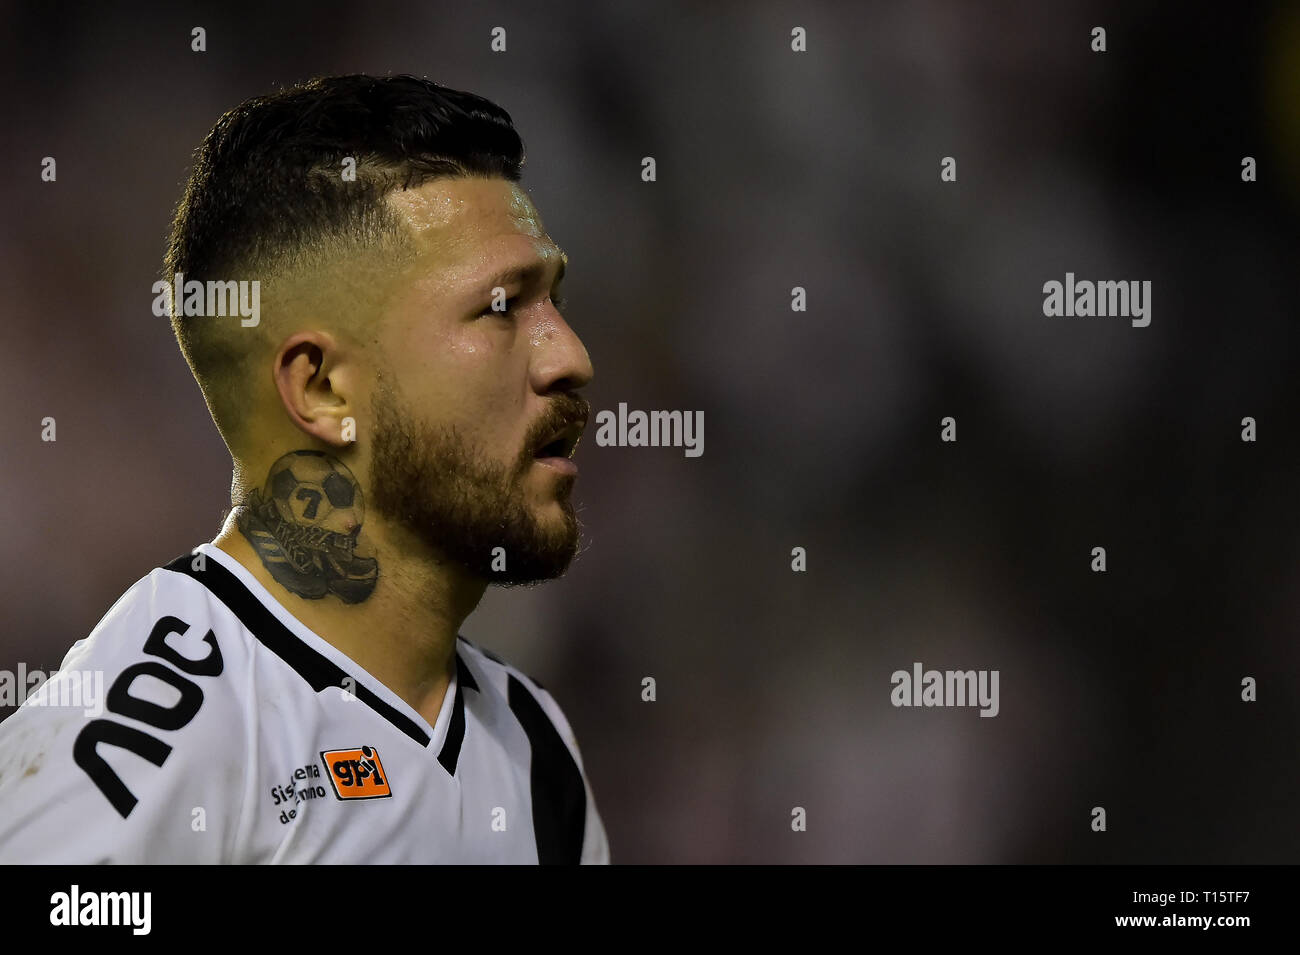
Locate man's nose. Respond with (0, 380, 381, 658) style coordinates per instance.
(531, 310, 594, 392)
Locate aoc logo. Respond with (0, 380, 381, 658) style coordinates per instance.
(320, 745, 392, 800)
(74, 616, 224, 818)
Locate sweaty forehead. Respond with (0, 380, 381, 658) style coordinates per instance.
(383, 176, 564, 301)
(386, 176, 545, 260)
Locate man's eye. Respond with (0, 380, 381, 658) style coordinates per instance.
(480, 298, 516, 317)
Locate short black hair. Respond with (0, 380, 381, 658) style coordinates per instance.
(163, 73, 526, 448)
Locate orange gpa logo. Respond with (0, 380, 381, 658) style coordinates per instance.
(320, 745, 392, 800)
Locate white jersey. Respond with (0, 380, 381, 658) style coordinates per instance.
(0, 543, 609, 864)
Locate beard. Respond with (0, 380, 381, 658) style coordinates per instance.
(368, 382, 587, 585)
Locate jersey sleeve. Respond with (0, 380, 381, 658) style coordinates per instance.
(0, 565, 250, 864)
(528, 681, 611, 865)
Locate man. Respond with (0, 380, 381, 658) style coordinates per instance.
(0, 74, 608, 863)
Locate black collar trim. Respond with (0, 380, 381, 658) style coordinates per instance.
(164, 552, 474, 775)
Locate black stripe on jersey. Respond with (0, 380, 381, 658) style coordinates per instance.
(458, 636, 548, 691)
(164, 553, 476, 774)
(465, 638, 507, 668)
(455, 648, 480, 694)
(507, 675, 587, 865)
(437, 653, 479, 775)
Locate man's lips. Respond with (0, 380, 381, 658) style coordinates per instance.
(529, 418, 584, 478)
(533, 419, 585, 460)
(533, 455, 578, 476)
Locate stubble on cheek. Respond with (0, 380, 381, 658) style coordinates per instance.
(367, 384, 582, 584)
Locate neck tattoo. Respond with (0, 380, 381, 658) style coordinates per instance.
(236, 450, 379, 604)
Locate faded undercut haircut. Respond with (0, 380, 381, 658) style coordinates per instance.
(162, 73, 526, 451)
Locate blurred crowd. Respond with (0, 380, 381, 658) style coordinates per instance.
(2, 0, 1297, 862)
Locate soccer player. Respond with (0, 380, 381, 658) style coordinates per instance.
(0, 74, 609, 863)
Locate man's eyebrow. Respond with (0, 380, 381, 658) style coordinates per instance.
(475, 253, 567, 295)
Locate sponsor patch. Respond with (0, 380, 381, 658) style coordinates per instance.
(320, 745, 391, 800)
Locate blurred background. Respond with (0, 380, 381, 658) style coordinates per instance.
(1, 0, 1298, 863)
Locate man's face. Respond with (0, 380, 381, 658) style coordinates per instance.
(366, 176, 594, 584)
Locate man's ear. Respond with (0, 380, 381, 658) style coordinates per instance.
(272, 331, 357, 448)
